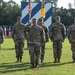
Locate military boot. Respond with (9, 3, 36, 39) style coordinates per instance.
(20, 57, 22, 62)
(41, 55, 44, 63)
(35, 63, 39, 68)
(16, 58, 19, 63)
(73, 59, 75, 63)
(58, 58, 60, 63)
(41, 59, 43, 63)
(30, 64, 35, 69)
(53, 58, 57, 63)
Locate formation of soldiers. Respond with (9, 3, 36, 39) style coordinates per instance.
(0, 16, 75, 69)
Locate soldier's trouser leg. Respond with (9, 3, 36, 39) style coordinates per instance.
(15, 43, 20, 58)
(71, 44, 75, 61)
(15, 42, 20, 62)
(27, 39, 29, 48)
(57, 41, 62, 59)
(29, 44, 35, 66)
(53, 41, 58, 58)
(19, 42, 24, 62)
(41, 44, 45, 61)
(53, 41, 58, 62)
(35, 45, 41, 66)
(72, 51, 75, 60)
(19, 42, 24, 58)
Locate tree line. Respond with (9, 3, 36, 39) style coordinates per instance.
(0, 1, 75, 27)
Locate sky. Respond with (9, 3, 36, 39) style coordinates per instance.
(4, 0, 75, 9)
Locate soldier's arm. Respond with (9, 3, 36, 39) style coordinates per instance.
(24, 26, 26, 38)
(45, 27, 49, 42)
(49, 25, 53, 41)
(1, 28, 4, 42)
(12, 26, 15, 39)
(62, 25, 66, 40)
(41, 28, 45, 45)
(67, 26, 71, 40)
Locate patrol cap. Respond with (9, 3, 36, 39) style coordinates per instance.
(17, 16, 21, 20)
(55, 16, 61, 20)
(38, 18, 43, 21)
(32, 18, 37, 22)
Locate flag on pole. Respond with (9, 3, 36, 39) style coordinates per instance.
(41, 0, 46, 18)
(28, 0, 32, 20)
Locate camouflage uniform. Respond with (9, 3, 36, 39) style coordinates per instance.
(49, 22, 66, 62)
(0, 27, 4, 48)
(25, 23, 31, 49)
(12, 23, 26, 62)
(28, 18, 45, 68)
(68, 23, 75, 62)
(38, 18, 49, 62)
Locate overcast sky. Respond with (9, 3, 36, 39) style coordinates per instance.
(4, 0, 75, 9)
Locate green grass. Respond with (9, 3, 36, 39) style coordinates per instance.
(0, 38, 75, 75)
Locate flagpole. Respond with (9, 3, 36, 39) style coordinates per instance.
(28, 0, 32, 22)
(41, 0, 46, 20)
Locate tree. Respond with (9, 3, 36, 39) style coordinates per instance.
(68, 2, 73, 9)
(34, 0, 41, 2)
(0, 2, 21, 26)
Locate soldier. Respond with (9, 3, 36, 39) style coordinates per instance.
(28, 18, 45, 68)
(67, 18, 75, 62)
(25, 21, 31, 49)
(0, 27, 4, 49)
(12, 16, 26, 63)
(49, 16, 66, 63)
(38, 18, 49, 63)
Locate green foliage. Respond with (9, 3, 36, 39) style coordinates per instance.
(0, 1, 75, 27)
(0, 38, 75, 75)
(34, 0, 41, 2)
(52, 7, 75, 27)
(0, 2, 21, 26)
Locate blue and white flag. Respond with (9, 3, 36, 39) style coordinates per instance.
(21, 2, 52, 29)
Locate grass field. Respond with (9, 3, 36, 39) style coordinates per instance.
(0, 38, 75, 75)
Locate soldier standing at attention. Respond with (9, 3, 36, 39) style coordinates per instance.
(68, 18, 75, 62)
(25, 21, 31, 49)
(38, 18, 49, 63)
(49, 16, 66, 63)
(28, 18, 45, 68)
(0, 27, 4, 49)
(12, 16, 26, 63)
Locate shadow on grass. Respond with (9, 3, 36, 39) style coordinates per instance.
(40, 61, 74, 68)
(0, 61, 74, 73)
(0, 48, 15, 50)
(0, 62, 30, 73)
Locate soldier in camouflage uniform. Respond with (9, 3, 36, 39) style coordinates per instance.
(68, 18, 75, 62)
(49, 16, 66, 63)
(38, 18, 49, 62)
(28, 18, 45, 68)
(0, 27, 4, 49)
(25, 21, 31, 49)
(12, 16, 26, 62)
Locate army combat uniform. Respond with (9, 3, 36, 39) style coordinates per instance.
(38, 18, 49, 62)
(0, 27, 4, 49)
(25, 22, 31, 49)
(68, 23, 75, 62)
(28, 18, 45, 68)
(12, 23, 26, 62)
(49, 22, 66, 62)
